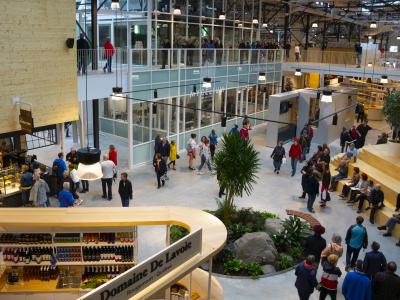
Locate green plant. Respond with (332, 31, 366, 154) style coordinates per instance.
(244, 262, 263, 278)
(260, 211, 278, 220)
(223, 258, 244, 275)
(281, 216, 311, 247)
(383, 91, 400, 128)
(213, 133, 260, 225)
(170, 225, 189, 243)
(271, 232, 288, 252)
(276, 254, 294, 271)
(288, 246, 304, 261)
(227, 223, 252, 241)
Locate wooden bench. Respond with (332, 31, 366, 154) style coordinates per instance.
(286, 210, 321, 227)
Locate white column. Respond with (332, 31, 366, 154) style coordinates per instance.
(127, 19, 134, 169)
(319, 73, 325, 88)
(147, 0, 153, 67)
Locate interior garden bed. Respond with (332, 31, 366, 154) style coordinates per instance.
(171, 207, 311, 279)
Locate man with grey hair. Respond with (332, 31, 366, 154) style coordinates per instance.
(321, 233, 343, 262)
(101, 154, 116, 200)
(372, 261, 400, 299)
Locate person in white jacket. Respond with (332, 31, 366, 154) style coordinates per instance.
(101, 154, 116, 200)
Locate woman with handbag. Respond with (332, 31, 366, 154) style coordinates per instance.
(270, 141, 285, 174)
(320, 167, 331, 208)
(153, 153, 167, 189)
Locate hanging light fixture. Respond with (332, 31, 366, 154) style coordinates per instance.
(76, 148, 103, 181)
(219, 12, 226, 20)
(262, 23, 268, 28)
(269, 29, 274, 34)
(320, 90, 333, 103)
(370, 21, 377, 29)
(258, 72, 266, 82)
(368, 35, 372, 40)
(76, 3, 103, 181)
(367, 62, 373, 67)
(397, 36, 400, 40)
(173, 6, 182, 15)
(312, 22, 318, 28)
(202, 77, 212, 88)
(110, 87, 124, 101)
(238, 23, 243, 27)
(252, 19, 259, 24)
(111, 0, 120, 10)
(294, 68, 302, 76)
(380, 75, 388, 84)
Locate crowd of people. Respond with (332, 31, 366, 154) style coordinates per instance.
(295, 218, 400, 300)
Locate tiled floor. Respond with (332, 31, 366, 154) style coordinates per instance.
(34, 120, 398, 300)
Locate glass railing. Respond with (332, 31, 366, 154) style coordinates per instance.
(76, 48, 284, 74)
(284, 48, 400, 69)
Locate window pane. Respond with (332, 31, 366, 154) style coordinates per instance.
(201, 93, 213, 127)
(184, 95, 199, 131)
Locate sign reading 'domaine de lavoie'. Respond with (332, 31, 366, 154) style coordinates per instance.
(78, 229, 202, 300)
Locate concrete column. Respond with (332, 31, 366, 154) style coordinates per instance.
(319, 74, 324, 88)
(127, 19, 134, 169)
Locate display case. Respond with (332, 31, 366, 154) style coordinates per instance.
(0, 166, 21, 197)
(0, 227, 138, 293)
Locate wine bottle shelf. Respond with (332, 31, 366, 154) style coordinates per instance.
(2, 260, 136, 267)
(0, 242, 135, 248)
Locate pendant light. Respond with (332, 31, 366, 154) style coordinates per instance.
(262, 23, 268, 28)
(110, 87, 124, 101)
(173, 6, 182, 15)
(252, 19, 259, 24)
(76, 2, 103, 181)
(320, 90, 333, 103)
(219, 12, 226, 20)
(111, 0, 120, 10)
(380, 75, 388, 84)
(269, 29, 274, 34)
(368, 36, 372, 40)
(367, 62, 373, 67)
(294, 68, 302, 76)
(397, 36, 400, 40)
(202, 77, 212, 89)
(312, 22, 318, 28)
(238, 23, 243, 27)
(258, 72, 266, 83)
(370, 21, 377, 29)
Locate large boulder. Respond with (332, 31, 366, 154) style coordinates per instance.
(234, 232, 277, 265)
(261, 264, 276, 275)
(264, 219, 284, 236)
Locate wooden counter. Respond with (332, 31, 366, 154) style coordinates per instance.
(0, 207, 227, 299)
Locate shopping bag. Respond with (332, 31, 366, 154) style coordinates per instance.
(282, 157, 287, 164)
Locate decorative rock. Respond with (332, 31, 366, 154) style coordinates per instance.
(264, 219, 284, 235)
(261, 264, 276, 274)
(234, 232, 277, 265)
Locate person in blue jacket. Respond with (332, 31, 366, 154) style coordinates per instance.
(342, 260, 371, 300)
(52, 152, 67, 195)
(294, 255, 318, 300)
(229, 124, 239, 135)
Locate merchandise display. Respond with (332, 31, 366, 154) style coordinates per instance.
(0, 166, 21, 197)
(0, 228, 138, 293)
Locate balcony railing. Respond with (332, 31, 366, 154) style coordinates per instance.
(285, 48, 400, 69)
(76, 48, 284, 74)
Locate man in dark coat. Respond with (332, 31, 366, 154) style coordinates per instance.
(77, 33, 90, 74)
(303, 225, 326, 264)
(372, 262, 400, 300)
(118, 173, 133, 207)
(295, 255, 318, 300)
(304, 172, 319, 213)
(363, 241, 387, 279)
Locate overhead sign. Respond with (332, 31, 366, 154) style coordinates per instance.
(78, 228, 202, 300)
(19, 109, 34, 134)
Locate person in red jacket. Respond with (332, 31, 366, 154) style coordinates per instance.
(289, 137, 302, 176)
(109, 144, 118, 182)
(103, 39, 115, 73)
(239, 120, 250, 140)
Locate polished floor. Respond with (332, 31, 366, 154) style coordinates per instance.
(33, 120, 399, 300)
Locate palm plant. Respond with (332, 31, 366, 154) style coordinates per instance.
(213, 133, 260, 225)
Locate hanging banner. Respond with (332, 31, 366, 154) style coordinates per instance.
(19, 109, 34, 134)
(78, 228, 202, 300)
